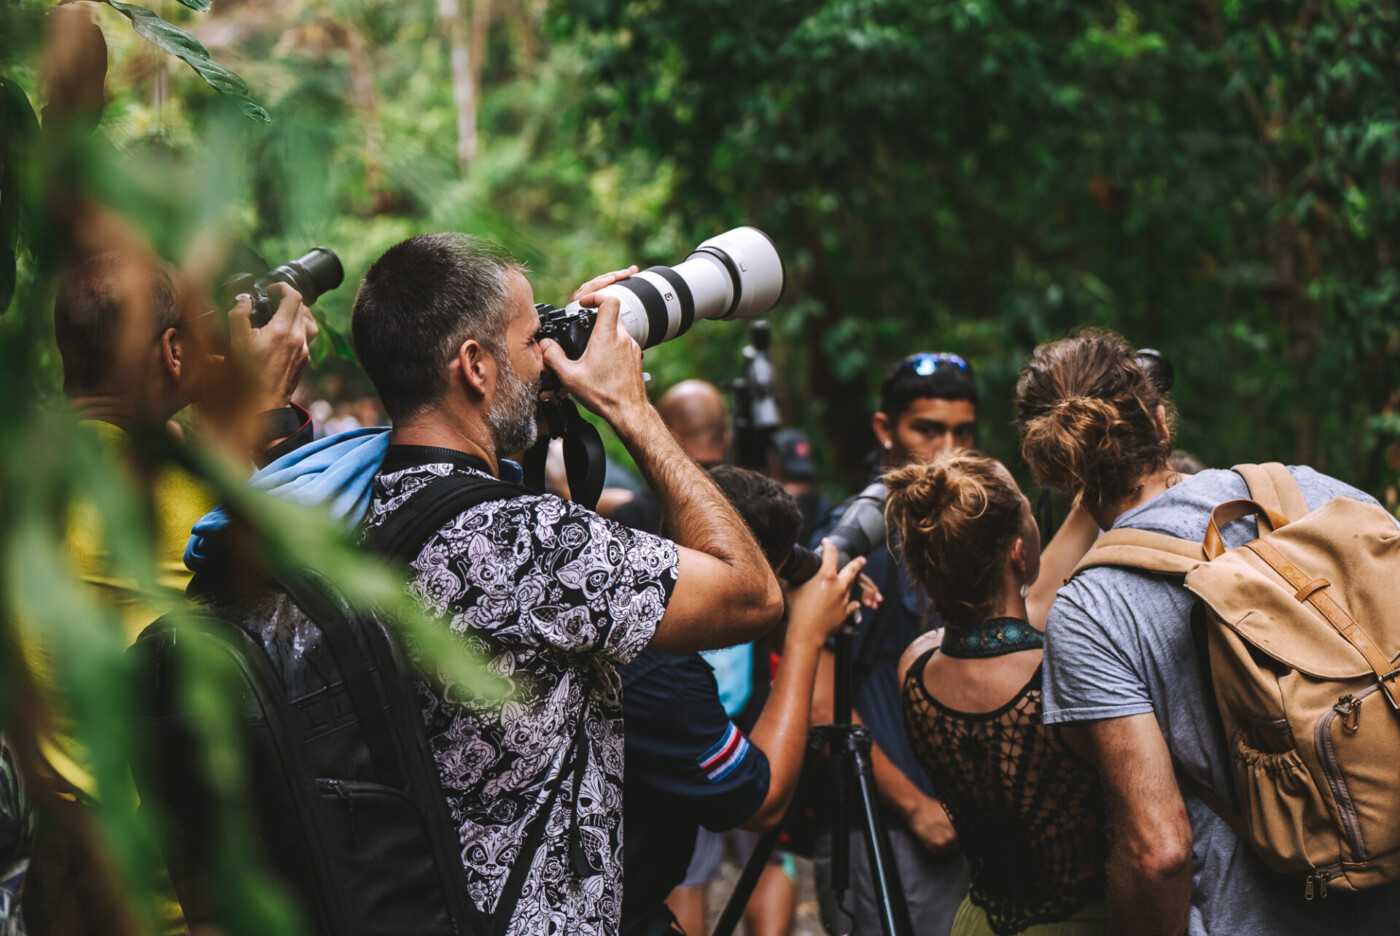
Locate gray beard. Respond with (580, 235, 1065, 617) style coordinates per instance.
(487, 359, 539, 458)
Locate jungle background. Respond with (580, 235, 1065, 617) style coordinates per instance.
(1, 0, 1399, 932)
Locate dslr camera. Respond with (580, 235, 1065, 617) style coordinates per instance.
(222, 247, 345, 326)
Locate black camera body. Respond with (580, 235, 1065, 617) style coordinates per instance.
(224, 247, 345, 327)
(535, 302, 594, 361)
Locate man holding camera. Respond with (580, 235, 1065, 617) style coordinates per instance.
(810, 353, 977, 936)
(350, 234, 784, 936)
(22, 250, 319, 934)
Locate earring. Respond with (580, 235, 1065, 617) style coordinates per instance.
(1019, 583, 1030, 600)
(883, 440, 892, 450)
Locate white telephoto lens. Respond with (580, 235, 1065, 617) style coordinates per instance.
(565, 226, 786, 350)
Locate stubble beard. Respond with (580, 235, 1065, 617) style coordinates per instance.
(486, 356, 540, 459)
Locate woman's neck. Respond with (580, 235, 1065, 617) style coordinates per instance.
(1087, 466, 1181, 531)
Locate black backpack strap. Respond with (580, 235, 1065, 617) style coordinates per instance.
(365, 473, 531, 562)
(364, 471, 574, 936)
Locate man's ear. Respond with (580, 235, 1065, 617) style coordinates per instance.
(872, 411, 893, 451)
(454, 338, 493, 398)
(1154, 404, 1171, 446)
(159, 327, 183, 381)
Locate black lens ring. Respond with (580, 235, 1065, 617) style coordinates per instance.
(614, 276, 671, 349)
(691, 246, 743, 319)
(646, 265, 695, 338)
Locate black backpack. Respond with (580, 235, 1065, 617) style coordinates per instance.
(129, 473, 555, 936)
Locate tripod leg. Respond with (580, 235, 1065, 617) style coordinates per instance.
(850, 742, 913, 936)
(711, 826, 782, 936)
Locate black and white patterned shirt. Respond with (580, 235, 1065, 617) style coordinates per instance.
(361, 446, 679, 936)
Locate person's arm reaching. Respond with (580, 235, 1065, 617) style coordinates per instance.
(742, 541, 864, 831)
(540, 293, 783, 652)
(1090, 714, 1193, 936)
(1026, 501, 1099, 631)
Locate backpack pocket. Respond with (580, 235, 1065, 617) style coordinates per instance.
(316, 778, 462, 935)
(1230, 727, 1333, 873)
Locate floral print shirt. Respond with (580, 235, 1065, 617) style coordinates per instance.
(361, 449, 679, 936)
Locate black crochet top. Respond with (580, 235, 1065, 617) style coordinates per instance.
(902, 646, 1107, 935)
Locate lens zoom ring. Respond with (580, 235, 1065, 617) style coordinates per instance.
(615, 276, 671, 349)
(646, 265, 695, 338)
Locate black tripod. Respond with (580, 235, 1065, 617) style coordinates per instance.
(711, 616, 913, 936)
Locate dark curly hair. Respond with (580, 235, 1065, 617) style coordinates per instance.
(707, 465, 803, 572)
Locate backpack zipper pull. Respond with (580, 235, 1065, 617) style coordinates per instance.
(1334, 694, 1361, 732)
(1318, 870, 1330, 898)
(1305, 873, 1316, 901)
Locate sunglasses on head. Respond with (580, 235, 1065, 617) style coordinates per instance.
(899, 352, 972, 378)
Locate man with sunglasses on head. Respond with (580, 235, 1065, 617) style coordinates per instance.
(810, 352, 977, 936)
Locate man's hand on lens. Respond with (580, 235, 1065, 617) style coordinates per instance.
(568, 265, 638, 304)
(228, 282, 320, 413)
(785, 539, 867, 647)
(539, 293, 647, 423)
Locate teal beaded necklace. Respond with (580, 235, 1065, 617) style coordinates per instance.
(941, 617, 1044, 659)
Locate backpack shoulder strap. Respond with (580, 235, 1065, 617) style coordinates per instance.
(365, 473, 531, 562)
(1233, 463, 1309, 523)
(1072, 529, 1206, 578)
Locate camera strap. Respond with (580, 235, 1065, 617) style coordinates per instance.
(523, 398, 607, 511)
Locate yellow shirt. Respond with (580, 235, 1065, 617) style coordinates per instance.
(30, 419, 215, 794)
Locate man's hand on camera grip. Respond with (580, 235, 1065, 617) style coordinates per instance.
(540, 293, 647, 422)
(229, 282, 320, 413)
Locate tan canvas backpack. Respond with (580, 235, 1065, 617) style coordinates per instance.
(1071, 463, 1400, 900)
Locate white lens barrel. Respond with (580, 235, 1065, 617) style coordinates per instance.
(564, 226, 785, 350)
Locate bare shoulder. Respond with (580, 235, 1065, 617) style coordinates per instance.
(897, 628, 944, 685)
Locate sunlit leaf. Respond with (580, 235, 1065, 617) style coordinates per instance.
(100, 1, 270, 122)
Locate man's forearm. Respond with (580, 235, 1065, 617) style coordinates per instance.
(743, 639, 821, 830)
(1106, 838, 1192, 936)
(613, 403, 768, 569)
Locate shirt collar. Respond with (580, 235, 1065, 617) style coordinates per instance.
(380, 444, 525, 484)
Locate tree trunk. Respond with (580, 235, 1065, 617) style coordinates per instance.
(438, 0, 483, 172)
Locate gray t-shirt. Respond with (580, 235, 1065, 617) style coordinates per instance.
(1043, 467, 1400, 935)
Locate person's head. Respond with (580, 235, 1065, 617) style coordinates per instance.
(873, 352, 979, 467)
(53, 250, 198, 415)
(352, 233, 539, 457)
(1015, 328, 1174, 509)
(884, 452, 1039, 629)
(657, 379, 730, 465)
(707, 465, 802, 574)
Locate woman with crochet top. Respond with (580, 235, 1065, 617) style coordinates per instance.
(889, 452, 1104, 936)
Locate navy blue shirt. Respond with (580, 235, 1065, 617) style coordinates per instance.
(622, 650, 770, 936)
(812, 499, 938, 800)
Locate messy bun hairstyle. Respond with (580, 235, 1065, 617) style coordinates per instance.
(885, 451, 1025, 629)
(1015, 329, 1174, 507)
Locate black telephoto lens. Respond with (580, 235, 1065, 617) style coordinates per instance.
(250, 247, 345, 326)
(781, 543, 824, 587)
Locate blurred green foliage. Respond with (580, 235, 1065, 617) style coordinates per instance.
(1, 0, 1398, 929)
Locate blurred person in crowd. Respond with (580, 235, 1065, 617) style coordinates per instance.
(888, 451, 1103, 935)
(1016, 329, 1400, 935)
(771, 427, 833, 547)
(810, 352, 979, 936)
(622, 466, 873, 936)
(22, 250, 318, 935)
(350, 235, 783, 936)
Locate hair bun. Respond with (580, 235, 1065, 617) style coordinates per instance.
(1022, 395, 1127, 496)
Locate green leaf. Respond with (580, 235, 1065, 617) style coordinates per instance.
(0, 75, 39, 312)
(101, 1, 270, 122)
(172, 0, 214, 12)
